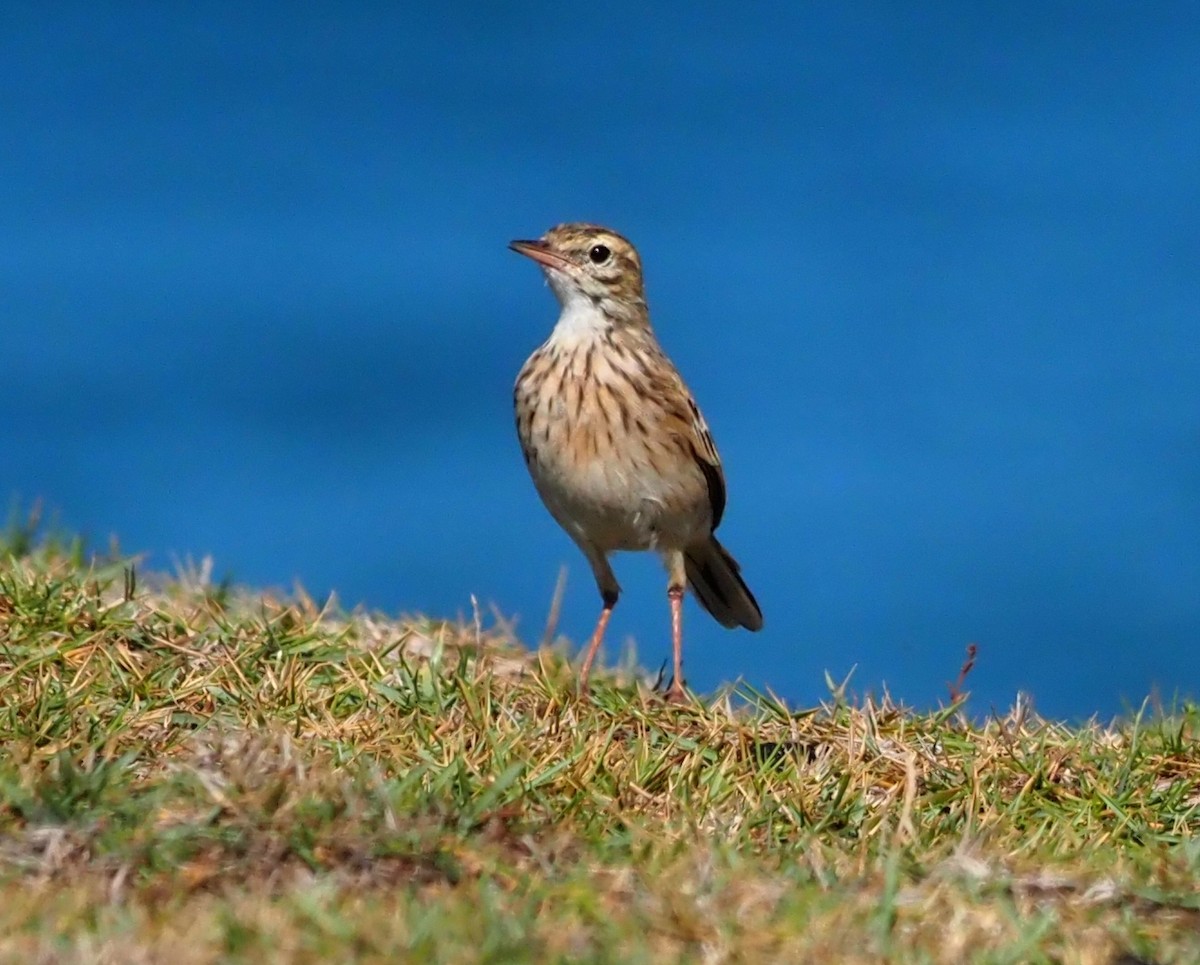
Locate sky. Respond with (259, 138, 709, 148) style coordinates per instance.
(3, 3, 1197, 719)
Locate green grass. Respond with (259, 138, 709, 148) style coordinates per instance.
(0, 537, 1198, 963)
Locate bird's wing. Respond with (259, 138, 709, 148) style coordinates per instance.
(635, 341, 728, 533)
(682, 392, 726, 531)
(650, 363, 727, 532)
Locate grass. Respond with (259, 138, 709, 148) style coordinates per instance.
(0, 531, 1198, 962)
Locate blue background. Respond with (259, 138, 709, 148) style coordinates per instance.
(4, 4, 1197, 719)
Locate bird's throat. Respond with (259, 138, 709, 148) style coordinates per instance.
(549, 294, 617, 348)
(548, 287, 651, 351)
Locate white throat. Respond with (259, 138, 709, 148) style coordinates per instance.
(547, 284, 610, 348)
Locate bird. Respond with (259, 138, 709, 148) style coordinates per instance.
(509, 222, 762, 702)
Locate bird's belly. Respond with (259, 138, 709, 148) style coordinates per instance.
(528, 444, 708, 552)
(515, 346, 713, 552)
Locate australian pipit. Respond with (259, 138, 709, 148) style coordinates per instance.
(510, 223, 762, 702)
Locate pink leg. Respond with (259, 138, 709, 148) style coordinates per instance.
(578, 590, 616, 694)
(665, 585, 688, 703)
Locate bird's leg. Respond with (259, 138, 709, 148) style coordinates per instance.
(578, 550, 620, 695)
(664, 587, 688, 702)
(578, 588, 617, 694)
(664, 551, 689, 703)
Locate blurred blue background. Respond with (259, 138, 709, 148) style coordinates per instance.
(4, 4, 1197, 719)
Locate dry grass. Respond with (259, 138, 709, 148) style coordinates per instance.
(0, 536, 1197, 963)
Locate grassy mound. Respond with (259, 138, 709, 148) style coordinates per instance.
(0, 544, 1197, 962)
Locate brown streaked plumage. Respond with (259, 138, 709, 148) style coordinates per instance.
(510, 222, 762, 702)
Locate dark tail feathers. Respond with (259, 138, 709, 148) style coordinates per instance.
(684, 537, 763, 631)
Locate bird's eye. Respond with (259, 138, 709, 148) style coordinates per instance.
(588, 244, 611, 264)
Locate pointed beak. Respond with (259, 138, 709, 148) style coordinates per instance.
(508, 239, 573, 272)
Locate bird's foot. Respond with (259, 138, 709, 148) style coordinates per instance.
(663, 681, 691, 705)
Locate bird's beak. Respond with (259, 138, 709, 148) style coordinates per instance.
(509, 239, 573, 272)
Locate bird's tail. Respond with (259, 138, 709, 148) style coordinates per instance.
(684, 537, 763, 631)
